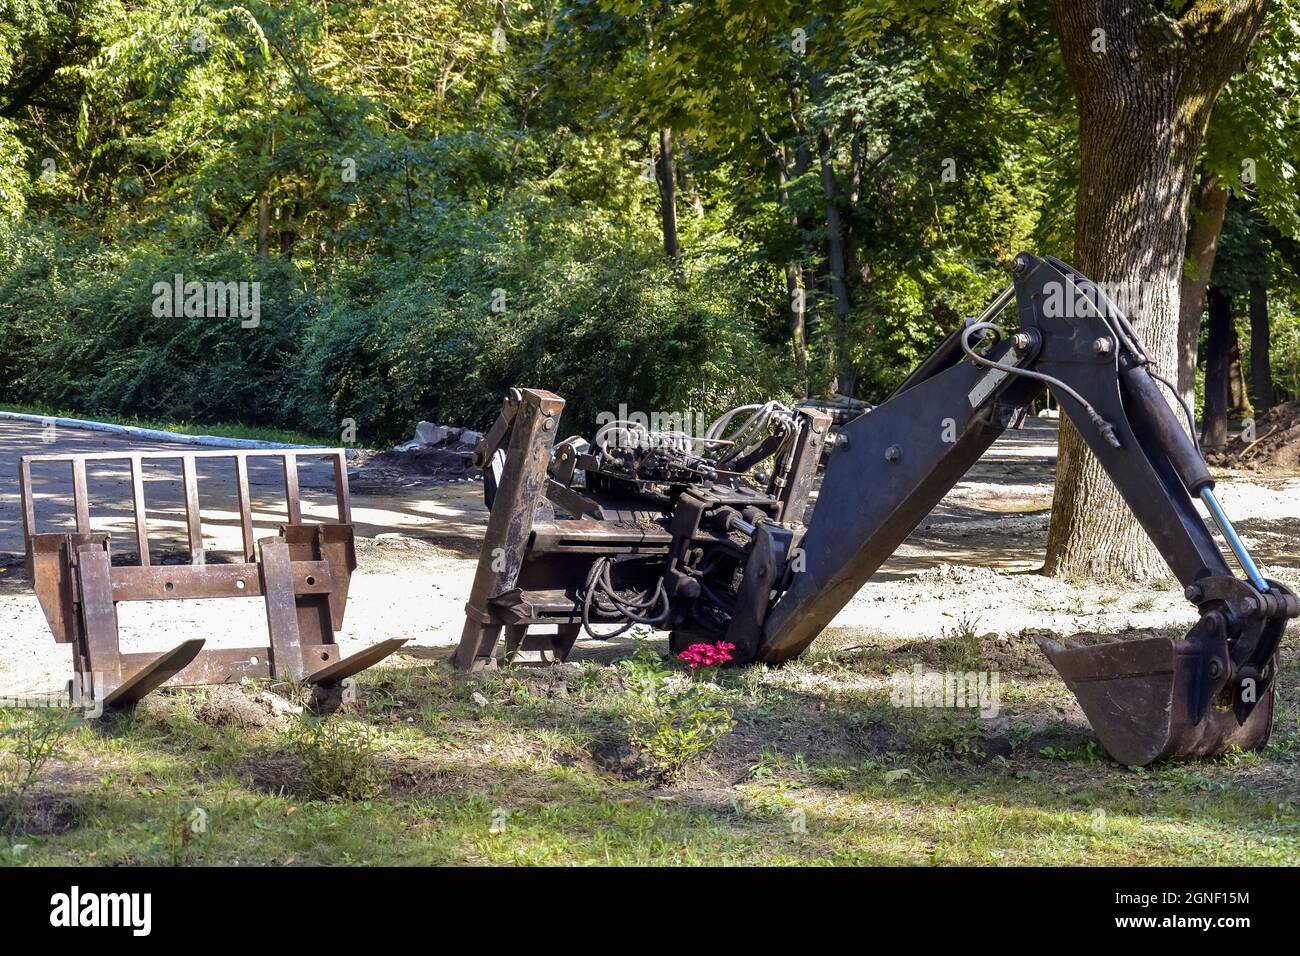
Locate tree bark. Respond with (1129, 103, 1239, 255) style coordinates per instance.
(763, 130, 808, 391)
(1178, 169, 1230, 408)
(1228, 322, 1252, 418)
(779, 145, 808, 392)
(655, 128, 680, 261)
(1044, 0, 1269, 582)
(1202, 286, 1232, 448)
(257, 131, 272, 259)
(849, 119, 863, 206)
(1249, 280, 1275, 411)
(818, 126, 853, 396)
(257, 194, 270, 258)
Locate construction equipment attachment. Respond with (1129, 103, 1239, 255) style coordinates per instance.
(20, 448, 406, 711)
(458, 253, 1297, 764)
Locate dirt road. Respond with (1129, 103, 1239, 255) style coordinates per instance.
(2, 415, 1298, 696)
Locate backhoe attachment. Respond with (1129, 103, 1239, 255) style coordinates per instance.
(460, 253, 1296, 764)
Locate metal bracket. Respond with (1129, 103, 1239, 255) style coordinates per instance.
(454, 388, 566, 670)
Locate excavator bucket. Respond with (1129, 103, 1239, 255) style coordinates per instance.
(1036, 633, 1275, 766)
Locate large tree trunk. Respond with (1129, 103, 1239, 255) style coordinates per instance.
(1044, 0, 1268, 582)
(655, 128, 680, 260)
(1178, 170, 1230, 408)
(1249, 280, 1275, 411)
(1202, 286, 1233, 448)
(817, 126, 853, 396)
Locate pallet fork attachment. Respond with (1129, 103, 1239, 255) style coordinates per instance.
(20, 449, 406, 710)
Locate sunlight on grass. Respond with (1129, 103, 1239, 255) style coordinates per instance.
(3, 637, 1297, 866)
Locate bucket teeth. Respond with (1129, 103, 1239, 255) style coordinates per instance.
(1036, 634, 1275, 766)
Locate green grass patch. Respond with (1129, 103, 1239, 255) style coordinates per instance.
(2, 638, 1297, 866)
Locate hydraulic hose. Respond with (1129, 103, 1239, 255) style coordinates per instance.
(960, 321, 1121, 448)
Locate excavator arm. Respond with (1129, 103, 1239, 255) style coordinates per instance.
(458, 252, 1297, 765)
(753, 252, 1298, 763)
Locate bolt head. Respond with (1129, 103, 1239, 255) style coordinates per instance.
(1012, 331, 1032, 351)
(1013, 254, 1030, 275)
(1093, 336, 1113, 355)
(885, 444, 901, 463)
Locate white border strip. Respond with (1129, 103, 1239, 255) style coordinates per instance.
(0, 410, 323, 450)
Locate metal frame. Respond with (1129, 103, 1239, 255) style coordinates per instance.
(20, 448, 404, 707)
(454, 389, 567, 670)
(454, 392, 832, 670)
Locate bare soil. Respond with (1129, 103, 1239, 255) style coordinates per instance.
(348, 445, 479, 489)
(1207, 400, 1300, 474)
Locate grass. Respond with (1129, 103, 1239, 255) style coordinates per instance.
(1, 641, 1297, 867)
(0, 402, 336, 448)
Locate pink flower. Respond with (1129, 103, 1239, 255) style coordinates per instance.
(677, 641, 734, 670)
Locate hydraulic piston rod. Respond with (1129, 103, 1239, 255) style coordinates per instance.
(1200, 486, 1269, 592)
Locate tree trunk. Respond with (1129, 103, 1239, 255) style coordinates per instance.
(1249, 280, 1275, 412)
(278, 189, 300, 258)
(849, 119, 863, 205)
(257, 130, 272, 259)
(1177, 169, 1229, 408)
(779, 145, 808, 392)
(764, 131, 809, 391)
(257, 193, 270, 258)
(817, 126, 853, 396)
(1044, 0, 1268, 582)
(655, 128, 680, 260)
(787, 75, 811, 176)
(1228, 322, 1252, 418)
(1202, 286, 1232, 448)
(784, 77, 818, 391)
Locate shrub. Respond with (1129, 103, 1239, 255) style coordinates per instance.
(0, 708, 80, 835)
(618, 646, 735, 780)
(285, 717, 387, 801)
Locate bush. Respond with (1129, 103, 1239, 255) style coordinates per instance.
(618, 646, 735, 780)
(0, 197, 794, 446)
(0, 708, 80, 835)
(0, 229, 310, 427)
(285, 717, 387, 801)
